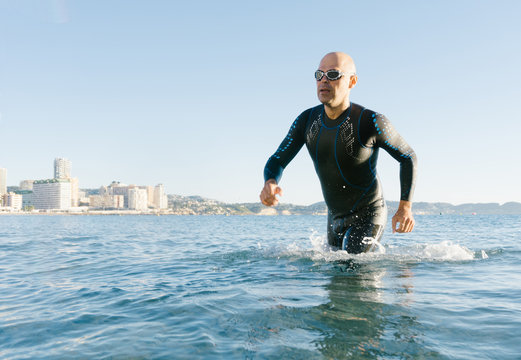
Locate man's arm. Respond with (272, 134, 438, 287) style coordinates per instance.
(260, 112, 308, 206)
(372, 113, 418, 232)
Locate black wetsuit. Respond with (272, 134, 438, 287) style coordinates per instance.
(264, 103, 417, 253)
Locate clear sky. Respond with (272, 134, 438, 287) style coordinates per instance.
(1, 0, 520, 205)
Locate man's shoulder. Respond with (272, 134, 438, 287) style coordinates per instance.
(352, 102, 374, 115)
(291, 105, 323, 127)
(352, 103, 386, 122)
(298, 105, 323, 118)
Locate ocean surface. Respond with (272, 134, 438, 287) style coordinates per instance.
(1, 214, 520, 359)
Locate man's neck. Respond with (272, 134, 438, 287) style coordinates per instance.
(324, 100, 350, 120)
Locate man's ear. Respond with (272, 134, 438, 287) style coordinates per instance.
(349, 75, 358, 89)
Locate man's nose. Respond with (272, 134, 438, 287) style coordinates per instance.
(319, 76, 329, 83)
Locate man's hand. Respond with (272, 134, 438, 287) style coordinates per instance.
(260, 179, 283, 206)
(392, 200, 415, 233)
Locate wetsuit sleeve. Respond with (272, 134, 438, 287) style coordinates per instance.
(263, 112, 308, 183)
(372, 113, 418, 201)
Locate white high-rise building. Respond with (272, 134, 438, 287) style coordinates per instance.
(146, 186, 155, 208)
(53, 158, 78, 206)
(0, 168, 7, 196)
(54, 158, 71, 179)
(32, 179, 72, 210)
(128, 188, 148, 211)
(154, 184, 168, 209)
(70, 177, 79, 207)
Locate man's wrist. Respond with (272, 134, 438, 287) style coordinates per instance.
(266, 179, 278, 185)
(398, 200, 412, 211)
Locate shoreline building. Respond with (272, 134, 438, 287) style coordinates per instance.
(0, 168, 7, 201)
(53, 158, 79, 207)
(146, 186, 155, 208)
(97, 181, 168, 211)
(70, 177, 79, 207)
(32, 179, 72, 210)
(89, 194, 125, 209)
(14, 190, 33, 210)
(154, 184, 168, 209)
(128, 187, 148, 211)
(101, 182, 133, 208)
(54, 158, 71, 179)
(2, 192, 23, 210)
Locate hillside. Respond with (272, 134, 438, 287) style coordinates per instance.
(167, 195, 521, 215)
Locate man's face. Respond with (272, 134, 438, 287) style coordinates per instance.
(316, 56, 351, 107)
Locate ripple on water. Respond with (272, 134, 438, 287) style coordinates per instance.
(1, 215, 520, 359)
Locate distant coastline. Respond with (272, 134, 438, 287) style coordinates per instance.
(167, 195, 521, 215)
(1, 193, 521, 215)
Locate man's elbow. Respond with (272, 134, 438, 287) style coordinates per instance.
(409, 151, 418, 167)
(400, 150, 417, 167)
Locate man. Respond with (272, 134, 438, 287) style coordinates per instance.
(260, 52, 417, 254)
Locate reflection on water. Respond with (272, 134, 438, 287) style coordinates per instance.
(312, 260, 443, 359)
(237, 248, 449, 358)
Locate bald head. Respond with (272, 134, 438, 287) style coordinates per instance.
(319, 52, 356, 75)
(316, 52, 358, 118)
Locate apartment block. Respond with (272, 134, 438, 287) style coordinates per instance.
(32, 179, 72, 210)
(154, 184, 168, 209)
(54, 158, 71, 179)
(89, 194, 125, 209)
(0, 168, 7, 196)
(2, 193, 23, 210)
(128, 188, 148, 211)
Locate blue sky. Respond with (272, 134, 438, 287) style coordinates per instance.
(1, 0, 520, 205)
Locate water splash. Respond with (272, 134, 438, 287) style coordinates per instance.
(362, 236, 386, 254)
(392, 240, 475, 261)
(278, 232, 480, 263)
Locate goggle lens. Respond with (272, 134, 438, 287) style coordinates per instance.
(315, 70, 343, 81)
(326, 70, 341, 80)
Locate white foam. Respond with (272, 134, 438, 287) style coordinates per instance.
(279, 232, 478, 263)
(392, 241, 475, 261)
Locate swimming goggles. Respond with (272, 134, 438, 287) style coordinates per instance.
(314, 69, 344, 81)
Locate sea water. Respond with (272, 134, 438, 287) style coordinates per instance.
(0, 214, 520, 359)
